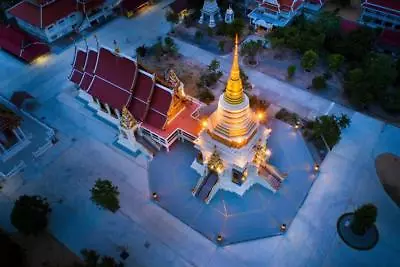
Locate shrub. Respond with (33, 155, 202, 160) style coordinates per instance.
(11, 195, 51, 235)
(328, 54, 344, 72)
(249, 95, 269, 112)
(198, 89, 215, 104)
(312, 75, 327, 90)
(90, 179, 120, 213)
(195, 30, 203, 43)
(351, 204, 378, 235)
(135, 45, 148, 58)
(287, 65, 296, 79)
(301, 50, 318, 71)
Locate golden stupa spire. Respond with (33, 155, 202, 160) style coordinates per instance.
(224, 34, 244, 105)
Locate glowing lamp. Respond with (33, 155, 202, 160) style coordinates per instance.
(257, 112, 264, 120)
(201, 120, 208, 128)
(280, 224, 287, 232)
(152, 192, 159, 201)
(314, 164, 320, 172)
(216, 234, 223, 242)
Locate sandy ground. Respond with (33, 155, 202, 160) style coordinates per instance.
(12, 232, 81, 267)
(139, 54, 204, 97)
(375, 153, 400, 207)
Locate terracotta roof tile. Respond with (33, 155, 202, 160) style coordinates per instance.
(150, 85, 172, 115)
(132, 72, 154, 102)
(88, 77, 131, 110)
(94, 48, 136, 90)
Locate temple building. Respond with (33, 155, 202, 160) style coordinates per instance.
(191, 36, 286, 204)
(248, 0, 325, 29)
(359, 0, 400, 31)
(0, 96, 55, 178)
(198, 0, 222, 28)
(7, 0, 117, 43)
(68, 43, 202, 156)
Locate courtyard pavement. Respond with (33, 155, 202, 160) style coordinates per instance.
(149, 119, 315, 245)
(0, 1, 399, 266)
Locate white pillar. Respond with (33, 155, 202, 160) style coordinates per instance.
(209, 14, 216, 28)
(199, 11, 204, 24)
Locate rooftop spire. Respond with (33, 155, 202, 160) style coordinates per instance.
(224, 34, 243, 105)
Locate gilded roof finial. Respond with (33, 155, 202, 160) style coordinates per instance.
(224, 34, 243, 105)
(120, 106, 136, 129)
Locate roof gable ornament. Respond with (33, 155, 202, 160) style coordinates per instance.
(113, 40, 121, 54)
(120, 106, 136, 129)
(165, 68, 185, 97)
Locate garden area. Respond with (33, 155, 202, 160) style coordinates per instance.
(166, 0, 253, 55)
(275, 108, 351, 163)
(241, 11, 400, 124)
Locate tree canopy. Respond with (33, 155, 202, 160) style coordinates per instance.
(301, 50, 318, 71)
(240, 40, 263, 65)
(90, 179, 120, 213)
(308, 114, 350, 149)
(10, 195, 51, 235)
(351, 204, 378, 235)
(0, 230, 26, 267)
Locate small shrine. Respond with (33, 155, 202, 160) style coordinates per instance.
(224, 5, 234, 24)
(198, 0, 222, 28)
(191, 36, 287, 204)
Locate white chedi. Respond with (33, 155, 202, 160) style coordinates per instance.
(225, 5, 234, 24)
(198, 0, 222, 28)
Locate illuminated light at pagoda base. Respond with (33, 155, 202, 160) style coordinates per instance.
(314, 164, 320, 172)
(216, 234, 223, 242)
(257, 111, 265, 121)
(201, 119, 208, 128)
(33, 54, 51, 65)
(280, 224, 287, 232)
(152, 192, 159, 201)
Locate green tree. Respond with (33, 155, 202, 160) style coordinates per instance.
(165, 11, 179, 30)
(351, 204, 378, 235)
(312, 75, 327, 90)
(208, 59, 220, 73)
(135, 45, 148, 58)
(80, 249, 124, 267)
(164, 37, 178, 55)
(218, 40, 225, 52)
(10, 195, 51, 235)
(198, 89, 215, 104)
(301, 50, 318, 71)
(240, 40, 263, 65)
(344, 68, 372, 108)
(309, 114, 350, 149)
(328, 54, 344, 72)
(363, 53, 397, 96)
(287, 65, 296, 79)
(269, 37, 285, 49)
(151, 38, 164, 61)
(195, 30, 203, 43)
(90, 179, 120, 213)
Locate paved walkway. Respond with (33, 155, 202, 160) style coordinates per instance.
(0, 3, 399, 267)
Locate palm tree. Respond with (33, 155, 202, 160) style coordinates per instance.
(351, 204, 378, 235)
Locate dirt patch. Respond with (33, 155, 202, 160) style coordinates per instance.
(375, 153, 400, 207)
(12, 232, 81, 267)
(139, 54, 204, 97)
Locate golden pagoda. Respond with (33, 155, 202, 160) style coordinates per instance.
(207, 35, 257, 148)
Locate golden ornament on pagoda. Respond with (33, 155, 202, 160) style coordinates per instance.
(120, 106, 136, 129)
(224, 35, 243, 105)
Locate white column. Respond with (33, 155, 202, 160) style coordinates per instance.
(209, 14, 216, 28)
(199, 11, 204, 24)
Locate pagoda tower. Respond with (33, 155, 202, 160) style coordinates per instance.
(198, 0, 222, 28)
(191, 36, 286, 204)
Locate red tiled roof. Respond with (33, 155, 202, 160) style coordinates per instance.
(8, 0, 77, 28)
(70, 70, 83, 84)
(94, 48, 137, 90)
(340, 19, 360, 34)
(83, 50, 97, 74)
(150, 85, 173, 115)
(88, 77, 131, 110)
(127, 98, 148, 121)
(77, 0, 105, 13)
(0, 24, 50, 62)
(79, 73, 94, 91)
(141, 101, 201, 139)
(145, 109, 168, 129)
(292, 0, 303, 10)
(365, 0, 400, 12)
(261, 2, 279, 12)
(122, 0, 148, 11)
(378, 29, 400, 47)
(132, 72, 154, 102)
(73, 50, 87, 71)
